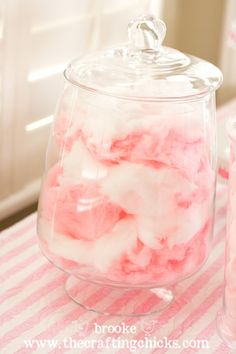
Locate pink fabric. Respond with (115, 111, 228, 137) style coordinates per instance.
(0, 184, 230, 353)
(222, 158, 236, 338)
(2, 101, 236, 353)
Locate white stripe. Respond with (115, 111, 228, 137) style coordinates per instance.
(0, 241, 38, 284)
(0, 280, 65, 338)
(207, 333, 228, 353)
(98, 238, 225, 350)
(1, 284, 69, 354)
(0, 257, 46, 304)
(141, 250, 224, 346)
(63, 234, 225, 353)
(0, 247, 40, 280)
(0, 193, 226, 354)
(5, 283, 110, 353)
(63, 292, 153, 354)
(176, 299, 222, 353)
(61, 237, 225, 354)
(0, 230, 36, 268)
(40, 290, 152, 354)
(70, 220, 225, 352)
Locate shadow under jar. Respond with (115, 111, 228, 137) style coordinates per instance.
(37, 15, 222, 316)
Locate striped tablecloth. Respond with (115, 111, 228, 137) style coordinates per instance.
(0, 183, 231, 354)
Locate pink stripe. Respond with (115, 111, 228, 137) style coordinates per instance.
(153, 285, 223, 354)
(81, 226, 226, 354)
(73, 226, 227, 354)
(180, 236, 226, 354)
(102, 295, 163, 354)
(114, 230, 225, 354)
(0, 251, 41, 282)
(152, 259, 223, 331)
(3, 241, 224, 354)
(0, 198, 225, 352)
(213, 226, 226, 247)
(61, 290, 159, 354)
(181, 319, 220, 354)
(113, 253, 224, 354)
(0, 291, 69, 349)
(216, 206, 227, 219)
(213, 342, 231, 354)
(0, 262, 52, 305)
(0, 237, 35, 264)
(16, 285, 112, 354)
(68, 288, 147, 354)
(0, 273, 65, 327)
(96, 228, 225, 354)
(0, 218, 36, 247)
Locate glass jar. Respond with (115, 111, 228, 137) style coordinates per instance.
(37, 15, 222, 315)
(217, 117, 236, 349)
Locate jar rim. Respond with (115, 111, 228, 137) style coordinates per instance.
(64, 67, 219, 103)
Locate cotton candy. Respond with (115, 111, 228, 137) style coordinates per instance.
(39, 216, 137, 273)
(38, 102, 214, 285)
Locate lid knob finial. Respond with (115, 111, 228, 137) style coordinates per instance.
(128, 15, 166, 53)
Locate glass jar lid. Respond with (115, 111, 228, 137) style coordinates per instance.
(65, 15, 223, 101)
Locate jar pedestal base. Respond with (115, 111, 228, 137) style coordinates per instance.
(65, 275, 174, 317)
(217, 311, 236, 349)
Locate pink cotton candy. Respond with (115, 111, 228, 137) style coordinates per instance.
(53, 114, 81, 151)
(40, 166, 124, 241)
(39, 179, 210, 284)
(45, 163, 62, 188)
(38, 216, 138, 274)
(127, 127, 204, 181)
(53, 111, 206, 182)
(78, 114, 206, 182)
(105, 218, 209, 284)
(38, 109, 214, 285)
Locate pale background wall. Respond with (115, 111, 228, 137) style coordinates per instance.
(162, 0, 233, 105)
(163, 0, 225, 65)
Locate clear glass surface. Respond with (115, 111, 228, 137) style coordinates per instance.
(36, 15, 222, 315)
(217, 117, 236, 348)
(65, 15, 222, 100)
(37, 84, 217, 314)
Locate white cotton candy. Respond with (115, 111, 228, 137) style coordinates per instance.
(77, 89, 203, 145)
(58, 140, 107, 186)
(101, 162, 196, 217)
(92, 216, 137, 271)
(38, 217, 137, 273)
(136, 200, 211, 249)
(80, 105, 151, 145)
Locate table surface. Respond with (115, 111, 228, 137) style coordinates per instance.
(2, 98, 236, 354)
(0, 182, 231, 354)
